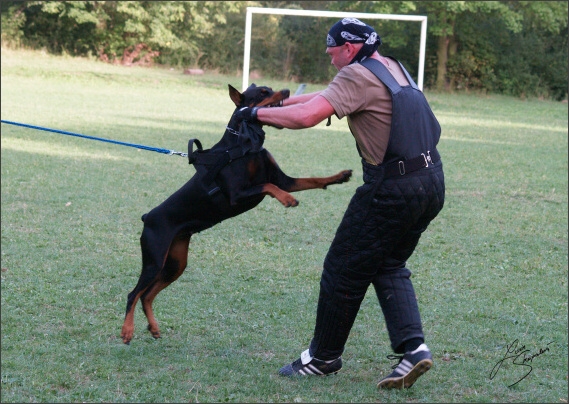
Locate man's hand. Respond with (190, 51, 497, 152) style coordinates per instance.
(235, 106, 260, 122)
(235, 106, 284, 129)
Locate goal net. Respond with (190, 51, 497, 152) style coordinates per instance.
(243, 7, 428, 91)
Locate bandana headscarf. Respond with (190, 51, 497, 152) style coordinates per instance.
(326, 18, 382, 65)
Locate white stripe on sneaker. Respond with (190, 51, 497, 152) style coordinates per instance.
(394, 359, 413, 376)
(309, 365, 324, 375)
(299, 366, 323, 376)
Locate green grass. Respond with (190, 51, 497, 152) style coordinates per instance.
(1, 47, 567, 403)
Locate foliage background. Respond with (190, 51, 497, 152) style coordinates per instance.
(1, 0, 568, 100)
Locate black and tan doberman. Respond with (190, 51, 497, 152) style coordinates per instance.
(121, 83, 352, 344)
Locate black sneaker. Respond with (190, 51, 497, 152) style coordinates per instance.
(279, 349, 342, 376)
(377, 344, 433, 389)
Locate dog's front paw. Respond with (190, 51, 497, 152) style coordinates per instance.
(339, 169, 353, 183)
(283, 197, 299, 207)
(325, 170, 353, 188)
(273, 189, 299, 207)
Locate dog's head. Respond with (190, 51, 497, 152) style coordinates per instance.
(228, 83, 290, 109)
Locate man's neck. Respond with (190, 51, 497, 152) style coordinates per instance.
(370, 52, 391, 67)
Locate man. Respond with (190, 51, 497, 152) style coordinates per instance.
(237, 18, 445, 389)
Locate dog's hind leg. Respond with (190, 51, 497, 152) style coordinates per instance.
(121, 219, 182, 344)
(140, 233, 191, 340)
(121, 278, 150, 344)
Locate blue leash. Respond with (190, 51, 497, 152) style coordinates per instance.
(1, 120, 188, 157)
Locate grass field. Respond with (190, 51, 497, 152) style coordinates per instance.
(1, 47, 567, 403)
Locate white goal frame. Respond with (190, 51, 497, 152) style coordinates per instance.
(243, 7, 428, 91)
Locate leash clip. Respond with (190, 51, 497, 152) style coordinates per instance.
(398, 161, 406, 175)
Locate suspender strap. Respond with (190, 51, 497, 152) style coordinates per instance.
(360, 57, 419, 92)
(396, 60, 419, 89)
(360, 58, 401, 94)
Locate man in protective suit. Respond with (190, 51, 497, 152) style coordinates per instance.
(236, 18, 445, 389)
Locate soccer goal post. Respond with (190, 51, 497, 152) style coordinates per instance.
(243, 7, 428, 91)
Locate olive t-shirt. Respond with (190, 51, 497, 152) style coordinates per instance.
(320, 59, 409, 165)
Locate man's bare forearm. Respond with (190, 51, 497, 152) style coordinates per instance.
(282, 91, 323, 106)
(257, 95, 335, 129)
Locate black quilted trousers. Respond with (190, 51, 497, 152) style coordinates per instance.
(309, 161, 445, 359)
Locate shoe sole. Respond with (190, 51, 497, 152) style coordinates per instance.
(324, 369, 341, 376)
(377, 358, 433, 389)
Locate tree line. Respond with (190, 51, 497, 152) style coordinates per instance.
(2, 1, 567, 100)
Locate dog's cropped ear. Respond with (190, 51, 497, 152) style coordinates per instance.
(228, 84, 243, 107)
